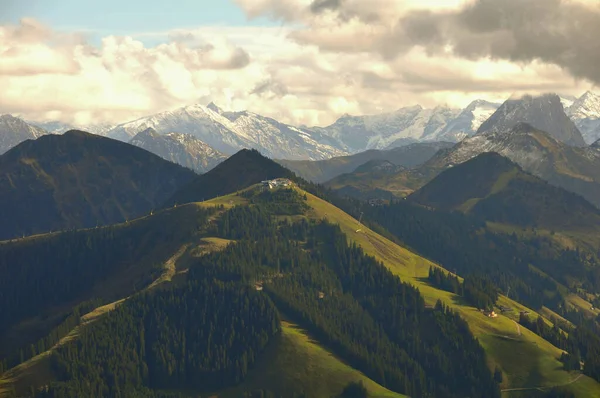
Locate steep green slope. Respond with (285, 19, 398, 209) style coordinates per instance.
(292, 188, 600, 396)
(0, 130, 196, 240)
(219, 320, 403, 398)
(409, 152, 600, 231)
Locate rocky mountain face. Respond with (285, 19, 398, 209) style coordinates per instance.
(566, 91, 600, 144)
(130, 128, 227, 173)
(424, 122, 600, 207)
(0, 115, 48, 154)
(434, 100, 500, 143)
(106, 103, 347, 161)
(476, 94, 586, 147)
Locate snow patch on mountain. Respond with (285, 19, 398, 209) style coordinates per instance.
(130, 128, 227, 173)
(566, 91, 600, 144)
(108, 104, 347, 160)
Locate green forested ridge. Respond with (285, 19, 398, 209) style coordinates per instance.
(4, 189, 500, 398)
(0, 130, 197, 240)
(201, 201, 499, 398)
(408, 152, 600, 231)
(0, 204, 214, 364)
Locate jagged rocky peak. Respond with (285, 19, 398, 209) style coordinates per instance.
(0, 114, 49, 154)
(476, 92, 586, 147)
(568, 91, 600, 119)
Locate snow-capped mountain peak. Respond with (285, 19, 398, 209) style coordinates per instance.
(568, 91, 600, 120)
(476, 93, 586, 147)
(107, 103, 348, 160)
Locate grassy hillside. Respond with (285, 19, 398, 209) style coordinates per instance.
(0, 130, 196, 240)
(219, 320, 404, 398)
(286, 187, 600, 396)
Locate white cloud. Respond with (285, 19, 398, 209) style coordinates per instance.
(0, 8, 596, 128)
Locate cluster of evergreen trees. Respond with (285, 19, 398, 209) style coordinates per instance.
(428, 267, 461, 295)
(39, 280, 280, 397)
(427, 268, 499, 310)
(463, 276, 499, 310)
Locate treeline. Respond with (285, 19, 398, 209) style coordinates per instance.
(38, 280, 280, 397)
(519, 310, 600, 382)
(355, 200, 581, 310)
(428, 268, 499, 310)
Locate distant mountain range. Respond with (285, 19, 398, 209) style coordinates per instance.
(106, 102, 347, 161)
(2, 91, 600, 165)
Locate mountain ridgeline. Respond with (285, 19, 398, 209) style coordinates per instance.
(165, 148, 296, 206)
(409, 152, 600, 230)
(0, 131, 197, 240)
(278, 142, 453, 183)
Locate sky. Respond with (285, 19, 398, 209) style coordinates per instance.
(1, 0, 599, 127)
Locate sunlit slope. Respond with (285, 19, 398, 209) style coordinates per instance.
(295, 187, 600, 395)
(219, 321, 405, 398)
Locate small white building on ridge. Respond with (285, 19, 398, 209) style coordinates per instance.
(261, 178, 292, 189)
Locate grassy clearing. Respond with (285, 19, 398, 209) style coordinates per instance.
(298, 187, 600, 395)
(218, 320, 404, 398)
(567, 294, 600, 317)
(196, 192, 248, 209)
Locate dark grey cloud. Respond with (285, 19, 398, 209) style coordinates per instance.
(250, 79, 289, 98)
(310, 0, 343, 14)
(227, 47, 251, 69)
(385, 0, 600, 84)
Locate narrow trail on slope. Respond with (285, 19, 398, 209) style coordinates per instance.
(501, 373, 584, 393)
(0, 244, 190, 390)
(512, 320, 521, 336)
